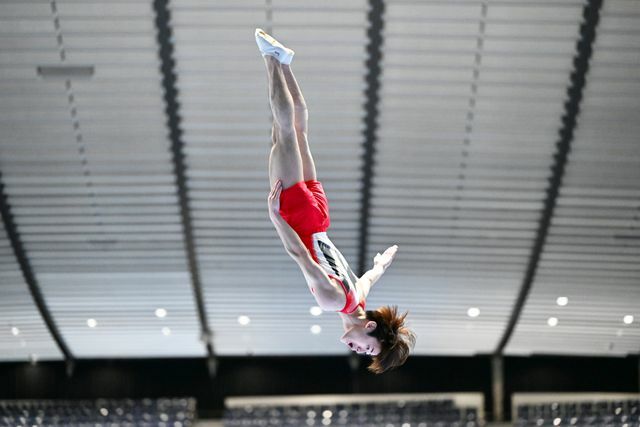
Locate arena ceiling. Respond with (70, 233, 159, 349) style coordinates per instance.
(0, 0, 638, 366)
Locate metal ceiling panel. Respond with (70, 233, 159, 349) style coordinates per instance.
(0, 0, 636, 361)
(506, 0, 640, 356)
(0, 0, 203, 359)
(169, 0, 368, 354)
(369, 0, 584, 355)
(0, 217, 62, 362)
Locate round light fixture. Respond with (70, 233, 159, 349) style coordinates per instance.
(547, 317, 558, 327)
(309, 306, 323, 316)
(238, 315, 251, 326)
(556, 297, 568, 306)
(467, 307, 480, 318)
(310, 325, 322, 334)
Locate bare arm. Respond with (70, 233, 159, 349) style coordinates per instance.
(357, 245, 398, 300)
(268, 180, 345, 311)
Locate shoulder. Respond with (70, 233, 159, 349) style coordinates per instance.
(317, 275, 348, 312)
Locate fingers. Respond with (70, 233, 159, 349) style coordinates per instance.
(269, 180, 282, 198)
(274, 180, 283, 198)
(268, 180, 283, 213)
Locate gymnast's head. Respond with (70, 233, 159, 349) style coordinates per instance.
(340, 305, 416, 374)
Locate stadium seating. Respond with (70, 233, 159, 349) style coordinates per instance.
(0, 397, 196, 427)
(223, 398, 480, 427)
(515, 399, 640, 427)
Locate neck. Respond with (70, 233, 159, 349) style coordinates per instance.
(338, 307, 367, 327)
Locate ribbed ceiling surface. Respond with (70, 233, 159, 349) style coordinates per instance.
(0, 0, 638, 362)
(0, 217, 62, 361)
(169, 0, 368, 354)
(506, 0, 640, 356)
(0, 0, 203, 360)
(369, 0, 583, 355)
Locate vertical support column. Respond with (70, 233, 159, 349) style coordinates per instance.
(0, 174, 75, 372)
(357, 0, 385, 276)
(494, 0, 603, 355)
(492, 355, 504, 422)
(153, 0, 215, 368)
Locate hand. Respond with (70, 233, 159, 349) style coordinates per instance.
(268, 180, 283, 218)
(373, 245, 398, 270)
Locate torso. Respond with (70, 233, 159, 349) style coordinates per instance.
(310, 232, 364, 314)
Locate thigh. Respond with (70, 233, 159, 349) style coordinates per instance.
(269, 130, 304, 189)
(296, 131, 317, 182)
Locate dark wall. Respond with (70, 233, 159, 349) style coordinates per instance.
(0, 355, 637, 420)
(504, 355, 640, 419)
(0, 356, 491, 418)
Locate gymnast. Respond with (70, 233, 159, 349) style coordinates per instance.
(255, 29, 415, 373)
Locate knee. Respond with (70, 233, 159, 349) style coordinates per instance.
(273, 106, 295, 130)
(274, 112, 296, 138)
(275, 127, 298, 150)
(294, 100, 308, 114)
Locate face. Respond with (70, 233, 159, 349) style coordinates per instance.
(340, 321, 382, 356)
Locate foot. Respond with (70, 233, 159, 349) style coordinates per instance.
(254, 28, 295, 65)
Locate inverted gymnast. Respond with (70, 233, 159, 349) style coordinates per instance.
(255, 29, 415, 373)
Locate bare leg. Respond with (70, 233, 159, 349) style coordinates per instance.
(264, 56, 304, 189)
(281, 64, 317, 182)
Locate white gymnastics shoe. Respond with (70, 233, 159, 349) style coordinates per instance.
(254, 28, 295, 65)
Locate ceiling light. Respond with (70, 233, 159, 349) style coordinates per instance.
(310, 306, 322, 316)
(623, 315, 634, 325)
(11, 327, 19, 336)
(87, 319, 97, 328)
(467, 307, 480, 318)
(100, 408, 109, 416)
(238, 315, 251, 326)
(322, 410, 332, 418)
(547, 317, 558, 327)
(162, 327, 171, 336)
(556, 296, 568, 306)
(155, 308, 167, 318)
(310, 325, 322, 334)
(553, 418, 561, 426)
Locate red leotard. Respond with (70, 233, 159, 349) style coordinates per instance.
(279, 180, 365, 314)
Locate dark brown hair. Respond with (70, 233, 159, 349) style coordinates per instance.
(365, 306, 416, 374)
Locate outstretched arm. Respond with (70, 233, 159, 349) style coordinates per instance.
(357, 245, 399, 299)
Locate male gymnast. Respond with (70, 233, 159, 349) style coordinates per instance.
(255, 29, 415, 373)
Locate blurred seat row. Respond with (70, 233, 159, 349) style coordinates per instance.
(0, 397, 196, 427)
(515, 399, 640, 427)
(223, 398, 480, 427)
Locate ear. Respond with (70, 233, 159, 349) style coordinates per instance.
(365, 321, 377, 331)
